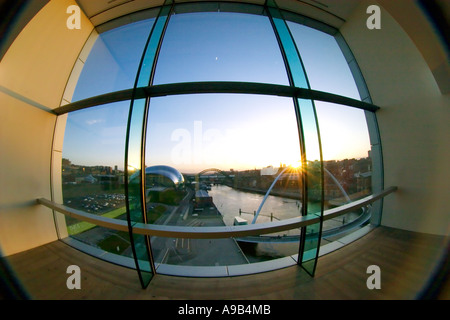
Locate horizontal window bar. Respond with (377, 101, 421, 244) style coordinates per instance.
(38, 186, 396, 239)
(55, 88, 139, 115)
(54, 82, 380, 115)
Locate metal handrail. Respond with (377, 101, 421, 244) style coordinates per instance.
(38, 186, 396, 239)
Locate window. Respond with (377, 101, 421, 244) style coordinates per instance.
(72, 18, 155, 101)
(62, 101, 131, 259)
(314, 101, 374, 240)
(153, 7, 288, 85)
(287, 22, 361, 99)
(56, 2, 382, 282)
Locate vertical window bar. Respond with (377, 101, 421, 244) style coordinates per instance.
(125, 98, 154, 287)
(265, 0, 324, 276)
(137, 3, 173, 88)
(125, 0, 174, 289)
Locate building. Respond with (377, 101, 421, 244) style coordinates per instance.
(194, 189, 213, 208)
(0, 0, 448, 300)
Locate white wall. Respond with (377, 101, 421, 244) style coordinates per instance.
(0, 0, 93, 256)
(341, 0, 450, 235)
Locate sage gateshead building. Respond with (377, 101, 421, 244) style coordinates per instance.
(0, 0, 448, 300)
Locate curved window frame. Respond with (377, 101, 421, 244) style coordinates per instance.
(49, 0, 386, 288)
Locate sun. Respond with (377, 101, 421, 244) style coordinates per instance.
(288, 160, 302, 170)
(291, 160, 302, 169)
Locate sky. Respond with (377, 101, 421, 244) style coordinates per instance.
(72, 19, 154, 102)
(63, 10, 371, 173)
(145, 93, 301, 173)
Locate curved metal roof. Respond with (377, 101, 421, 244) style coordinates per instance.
(145, 165, 185, 186)
(129, 165, 184, 187)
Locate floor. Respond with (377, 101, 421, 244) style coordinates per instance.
(3, 226, 449, 300)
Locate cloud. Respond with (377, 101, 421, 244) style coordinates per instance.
(85, 119, 105, 125)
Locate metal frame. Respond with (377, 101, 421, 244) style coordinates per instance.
(265, 0, 325, 276)
(123, 0, 175, 289)
(53, 82, 380, 115)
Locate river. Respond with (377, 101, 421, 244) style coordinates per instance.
(207, 185, 310, 262)
(208, 184, 303, 226)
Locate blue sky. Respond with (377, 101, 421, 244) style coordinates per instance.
(63, 10, 371, 172)
(72, 18, 155, 102)
(153, 12, 289, 85)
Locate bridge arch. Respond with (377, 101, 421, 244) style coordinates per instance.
(196, 168, 232, 178)
(194, 168, 233, 190)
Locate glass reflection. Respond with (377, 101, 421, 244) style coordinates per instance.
(296, 98, 323, 275)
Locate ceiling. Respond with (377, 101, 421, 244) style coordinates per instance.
(75, 0, 363, 29)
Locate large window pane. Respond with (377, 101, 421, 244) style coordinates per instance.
(287, 22, 361, 99)
(145, 94, 302, 266)
(314, 101, 373, 240)
(146, 94, 301, 175)
(153, 10, 289, 85)
(61, 101, 129, 257)
(72, 18, 155, 101)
